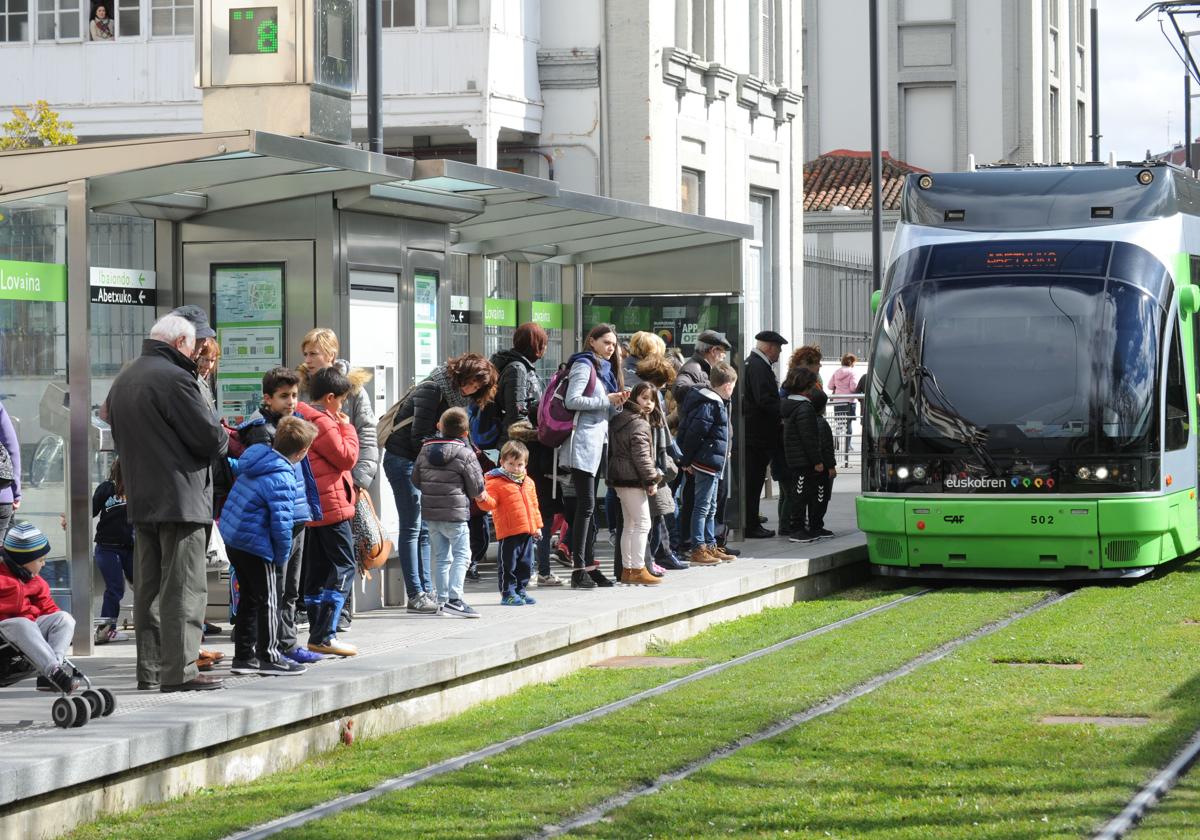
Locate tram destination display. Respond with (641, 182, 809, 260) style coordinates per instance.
(228, 6, 279, 54)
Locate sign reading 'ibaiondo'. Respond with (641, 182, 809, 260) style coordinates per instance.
(0, 259, 67, 302)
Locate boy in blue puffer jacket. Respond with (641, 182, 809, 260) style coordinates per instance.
(220, 416, 318, 676)
(676, 362, 738, 567)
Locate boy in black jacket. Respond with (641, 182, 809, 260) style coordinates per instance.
(782, 368, 831, 542)
(677, 362, 738, 566)
(809, 388, 837, 538)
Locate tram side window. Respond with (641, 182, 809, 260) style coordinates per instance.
(1166, 320, 1189, 452)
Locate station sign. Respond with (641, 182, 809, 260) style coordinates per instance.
(450, 294, 470, 325)
(89, 266, 156, 306)
(0, 258, 66, 303)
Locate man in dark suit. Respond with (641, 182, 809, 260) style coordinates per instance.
(742, 330, 787, 538)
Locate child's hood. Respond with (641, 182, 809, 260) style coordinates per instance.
(239, 443, 293, 479)
(424, 438, 467, 468)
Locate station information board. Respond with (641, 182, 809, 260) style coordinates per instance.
(228, 7, 279, 54)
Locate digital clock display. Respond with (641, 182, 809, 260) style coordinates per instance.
(229, 7, 279, 54)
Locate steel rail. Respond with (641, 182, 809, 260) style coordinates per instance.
(1092, 727, 1200, 839)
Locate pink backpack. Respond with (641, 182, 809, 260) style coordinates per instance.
(537, 359, 597, 448)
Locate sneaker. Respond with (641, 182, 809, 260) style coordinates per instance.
(94, 625, 129, 645)
(537, 573, 564, 587)
(517, 590, 536, 605)
(649, 563, 666, 577)
(815, 528, 835, 538)
(710, 545, 736, 562)
(308, 638, 357, 656)
(716, 543, 741, 557)
(442, 599, 480, 619)
(688, 547, 720, 566)
(501, 593, 525, 607)
(230, 659, 261, 675)
(203, 622, 223, 636)
(466, 564, 481, 582)
(657, 553, 689, 571)
(789, 530, 820, 543)
(285, 647, 325, 664)
(258, 659, 307, 676)
(406, 592, 440, 614)
(39, 668, 78, 694)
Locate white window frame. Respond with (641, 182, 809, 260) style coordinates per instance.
(748, 190, 777, 343)
(751, 0, 777, 83)
(384, 0, 483, 31)
(675, 0, 707, 58)
(37, 0, 82, 42)
(0, 0, 32, 43)
(149, 0, 191, 38)
(681, 168, 705, 215)
(113, 0, 139, 37)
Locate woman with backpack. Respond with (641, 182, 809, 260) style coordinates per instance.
(489, 323, 562, 586)
(382, 353, 498, 613)
(556, 324, 626, 589)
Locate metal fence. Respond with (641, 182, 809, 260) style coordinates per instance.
(803, 247, 873, 361)
(826, 393, 864, 473)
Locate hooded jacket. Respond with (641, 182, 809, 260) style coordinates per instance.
(484, 469, 543, 540)
(676, 387, 730, 473)
(296, 401, 359, 526)
(811, 388, 836, 468)
(782, 393, 821, 471)
(384, 366, 470, 461)
(0, 555, 58, 622)
(411, 436, 486, 522)
(607, 408, 660, 489)
(218, 445, 299, 566)
(300, 359, 378, 489)
(491, 348, 542, 442)
(237, 407, 324, 525)
(107, 339, 229, 524)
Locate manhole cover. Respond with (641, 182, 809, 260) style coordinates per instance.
(590, 656, 705, 669)
(994, 660, 1083, 670)
(1040, 715, 1150, 727)
(1183, 619, 1200, 626)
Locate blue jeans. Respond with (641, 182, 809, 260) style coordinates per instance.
(689, 470, 720, 548)
(384, 451, 431, 599)
(94, 544, 133, 624)
(428, 520, 471, 603)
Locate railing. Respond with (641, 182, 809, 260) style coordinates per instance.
(803, 247, 873, 361)
(825, 393, 864, 473)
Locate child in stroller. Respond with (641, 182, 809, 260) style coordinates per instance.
(0, 522, 113, 727)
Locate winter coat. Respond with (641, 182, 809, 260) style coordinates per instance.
(607, 409, 660, 489)
(782, 394, 821, 471)
(0, 556, 58, 622)
(295, 402, 359, 526)
(491, 348, 542, 442)
(676, 387, 730, 473)
(673, 353, 711, 403)
(384, 366, 469, 461)
(558, 352, 617, 476)
(92, 480, 134, 547)
(742, 350, 782, 449)
(484, 469, 543, 540)
(411, 437, 485, 523)
(107, 339, 229, 524)
(828, 366, 859, 395)
(218, 445, 298, 566)
(238, 407, 324, 525)
(811, 389, 836, 468)
(0, 401, 21, 506)
(300, 360, 378, 489)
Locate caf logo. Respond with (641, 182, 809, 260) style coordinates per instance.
(943, 515, 965, 524)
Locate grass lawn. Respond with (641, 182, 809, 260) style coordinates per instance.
(267, 587, 1047, 840)
(574, 563, 1200, 839)
(62, 583, 922, 840)
(1128, 772, 1200, 838)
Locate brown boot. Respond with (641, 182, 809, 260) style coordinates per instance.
(709, 544, 736, 562)
(623, 567, 662, 585)
(689, 546, 720, 566)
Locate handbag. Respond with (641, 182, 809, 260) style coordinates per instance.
(648, 480, 676, 517)
(0, 442, 14, 489)
(351, 491, 392, 572)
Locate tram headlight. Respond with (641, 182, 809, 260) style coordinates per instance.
(896, 466, 911, 480)
(1093, 466, 1110, 480)
(1076, 466, 1092, 480)
(912, 465, 927, 481)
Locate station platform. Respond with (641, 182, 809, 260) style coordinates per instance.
(0, 490, 865, 840)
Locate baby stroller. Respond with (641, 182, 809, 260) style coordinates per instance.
(0, 630, 116, 728)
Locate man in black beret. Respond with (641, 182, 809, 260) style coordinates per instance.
(742, 330, 788, 538)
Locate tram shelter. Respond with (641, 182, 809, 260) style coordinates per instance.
(0, 130, 752, 655)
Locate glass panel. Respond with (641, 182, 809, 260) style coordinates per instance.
(0, 19, 7, 40)
(531, 263, 564, 384)
(173, 5, 189, 33)
(0, 192, 72, 609)
(117, 4, 135, 34)
(425, 0, 447, 26)
(1166, 321, 1188, 451)
(150, 0, 169, 7)
(484, 259, 517, 361)
(59, 4, 78, 38)
(37, 11, 53, 38)
(455, 0, 477, 25)
(38, 0, 53, 13)
(393, 0, 413, 26)
(150, 6, 170, 33)
(681, 169, 702, 214)
(11, 11, 26, 37)
(381, 0, 390, 27)
(447, 253, 470, 358)
(11, 0, 26, 13)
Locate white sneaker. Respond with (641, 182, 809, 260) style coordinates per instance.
(537, 574, 564, 587)
(94, 626, 129, 644)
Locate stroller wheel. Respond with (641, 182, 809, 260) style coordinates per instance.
(70, 696, 90, 726)
(52, 697, 76, 728)
(81, 689, 104, 719)
(98, 688, 116, 716)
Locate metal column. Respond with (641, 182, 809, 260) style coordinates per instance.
(66, 179, 93, 655)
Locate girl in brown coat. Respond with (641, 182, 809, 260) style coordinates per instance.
(606, 383, 663, 585)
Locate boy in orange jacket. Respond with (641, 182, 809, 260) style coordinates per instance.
(484, 440, 543, 606)
(296, 367, 360, 657)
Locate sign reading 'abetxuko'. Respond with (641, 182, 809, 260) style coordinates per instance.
(0, 259, 67, 303)
(89, 266, 157, 306)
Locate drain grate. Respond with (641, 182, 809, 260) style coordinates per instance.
(1040, 715, 1150, 727)
(590, 656, 706, 669)
(995, 660, 1083, 670)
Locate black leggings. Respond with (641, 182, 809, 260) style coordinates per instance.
(569, 469, 600, 571)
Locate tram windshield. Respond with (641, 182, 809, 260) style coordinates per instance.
(869, 240, 1167, 462)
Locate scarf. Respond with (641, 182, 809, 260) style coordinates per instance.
(94, 17, 112, 37)
(595, 355, 618, 394)
(501, 467, 526, 484)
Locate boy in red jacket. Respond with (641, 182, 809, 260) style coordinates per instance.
(296, 367, 360, 657)
(0, 523, 80, 693)
(484, 441, 543, 606)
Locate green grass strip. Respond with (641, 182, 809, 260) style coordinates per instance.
(266, 587, 1048, 840)
(1129, 773, 1200, 838)
(574, 563, 1200, 839)
(64, 583, 918, 840)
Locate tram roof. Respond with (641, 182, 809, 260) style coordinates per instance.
(0, 130, 751, 266)
(900, 162, 1200, 232)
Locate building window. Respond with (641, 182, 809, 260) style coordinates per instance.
(676, 0, 706, 58)
(151, 0, 192, 36)
(681, 168, 704, 215)
(113, 0, 136, 35)
(1076, 99, 1086, 162)
(37, 0, 79, 40)
(748, 192, 776, 346)
(456, 0, 478, 25)
(384, 0, 480, 29)
(1049, 85, 1060, 163)
(383, 0, 414, 27)
(751, 0, 776, 82)
(1073, 0, 1085, 45)
(1, 0, 30, 41)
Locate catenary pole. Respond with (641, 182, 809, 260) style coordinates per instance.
(367, 0, 382, 154)
(1091, 0, 1100, 161)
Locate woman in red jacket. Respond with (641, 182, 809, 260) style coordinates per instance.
(296, 368, 360, 657)
(0, 523, 80, 693)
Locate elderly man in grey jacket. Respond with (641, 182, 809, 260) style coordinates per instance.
(108, 312, 229, 693)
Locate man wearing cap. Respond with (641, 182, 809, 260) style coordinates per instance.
(108, 309, 228, 692)
(743, 331, 788, 538)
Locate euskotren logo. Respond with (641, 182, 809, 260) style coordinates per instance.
(943, 475, 1055, 490)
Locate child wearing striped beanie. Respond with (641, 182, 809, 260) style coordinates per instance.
(0, 522, 81, 693)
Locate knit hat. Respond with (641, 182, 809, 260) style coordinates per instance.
(4, 522, 51, 564)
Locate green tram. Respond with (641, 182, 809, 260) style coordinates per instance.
(857, 163, 1200, 579)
